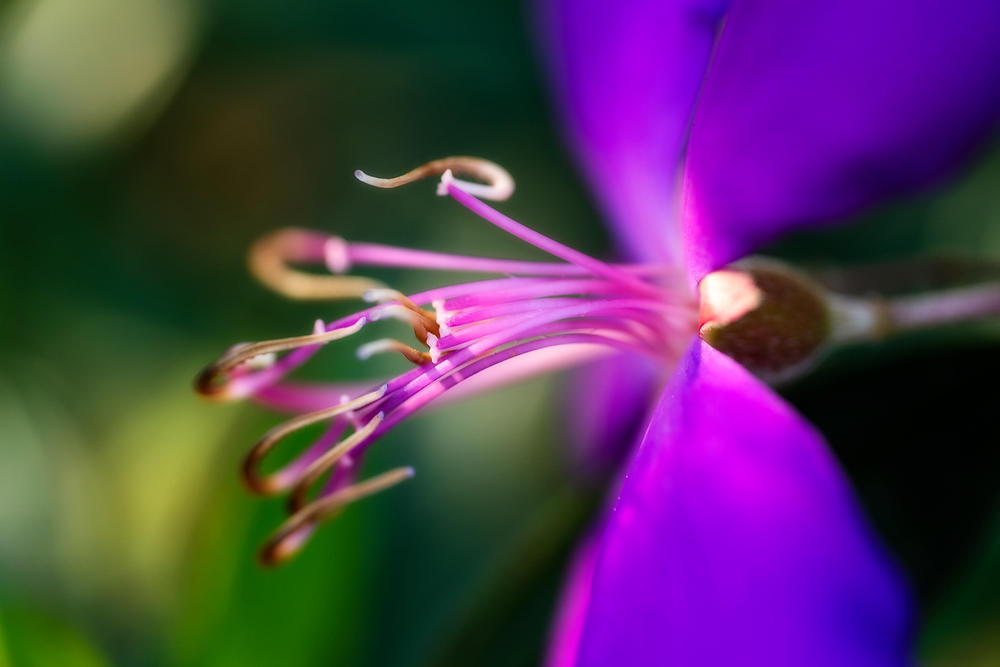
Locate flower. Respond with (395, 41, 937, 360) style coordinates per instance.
(194, 1, 1000, 665)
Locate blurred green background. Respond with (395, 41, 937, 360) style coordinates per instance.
(0, 1, 997, 665)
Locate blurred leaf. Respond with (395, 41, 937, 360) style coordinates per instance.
(0, 605, 108, 667)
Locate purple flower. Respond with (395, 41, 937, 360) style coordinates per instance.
(195, 1, 1000, 664)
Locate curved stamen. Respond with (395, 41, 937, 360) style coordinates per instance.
(287, 412, 384, 512)
(261, 334, 634, 564)
(249, 228, 385, 300)
(259, 466, 415, 566)
(195, 318, 367, 400)
(355, 156, 514, 201)
(440, 173, 664, 300)
(242, 387, 387, 494)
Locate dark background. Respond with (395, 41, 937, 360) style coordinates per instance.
(0, 1, 996, 665)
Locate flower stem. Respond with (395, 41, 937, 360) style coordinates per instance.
(884, 281, 1000, 333)
(827, 281, 1000, 346)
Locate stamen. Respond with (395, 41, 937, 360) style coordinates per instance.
(441, 174, 663, 299)
(195, 318, 367, 400)
(199, 156, 706, 567)
(355, 156, 514, 201)
(242, 386, 387, 494)
(249, 228, 384, 300)
(259, 466, 415, 566)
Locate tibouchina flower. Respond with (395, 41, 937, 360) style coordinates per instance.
(195, 0, 1000, 664)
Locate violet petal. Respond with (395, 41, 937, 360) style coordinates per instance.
(572, 340, 914, 666)
(683, 0, 1000, 278)
(539, 0, 728, 263)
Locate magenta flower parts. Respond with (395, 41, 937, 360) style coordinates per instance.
(195, 1, 1000, 664)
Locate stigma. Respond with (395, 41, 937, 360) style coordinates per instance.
(195, 157, 697, 565)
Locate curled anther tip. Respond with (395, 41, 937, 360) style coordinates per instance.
(258, 521, 320, 567)
(194, 363, 230, 400)
(195, 321, 368, 404)
(194, 343, 255, 401)
(248, 226, 384, 301)
(354, 156, 514, 201)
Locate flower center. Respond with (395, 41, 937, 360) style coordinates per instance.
(195, 157, 697, 564)
(698, 260, 835, 381)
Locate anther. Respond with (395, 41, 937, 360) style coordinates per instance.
(249, 228, 384, 300)
(356, 339, 433, 365)
(365, 288, 440, 338)
(286, 412, 385, 512)
(354, 156, 514, 201)
(195, 319, 367, 400)
(241, 386, 387, 495)
(258, 466, 415, 566)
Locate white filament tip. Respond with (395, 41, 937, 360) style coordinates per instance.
(426, 333, 441, 364)
(356, 339, 394, 360)
(436, 169, 454, 196)
(363, 288, 403, 304)
(324, 237, 351, 274)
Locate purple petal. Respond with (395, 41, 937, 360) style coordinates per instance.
(683, 0, 1000, 279)
(539, 0, 729, 263)
(571, 340, 914, 667)
(563, 353, 663, 474)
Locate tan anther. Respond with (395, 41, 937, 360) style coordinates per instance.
(241, 387, 387, 495)
(355, 156, 514, 201)
(259, 467, 415, 566)
(366, 288, 441, 338)
(357, 339, 434, 365)
(249, 228, 385, 300)
(195, 319, 367, 400)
